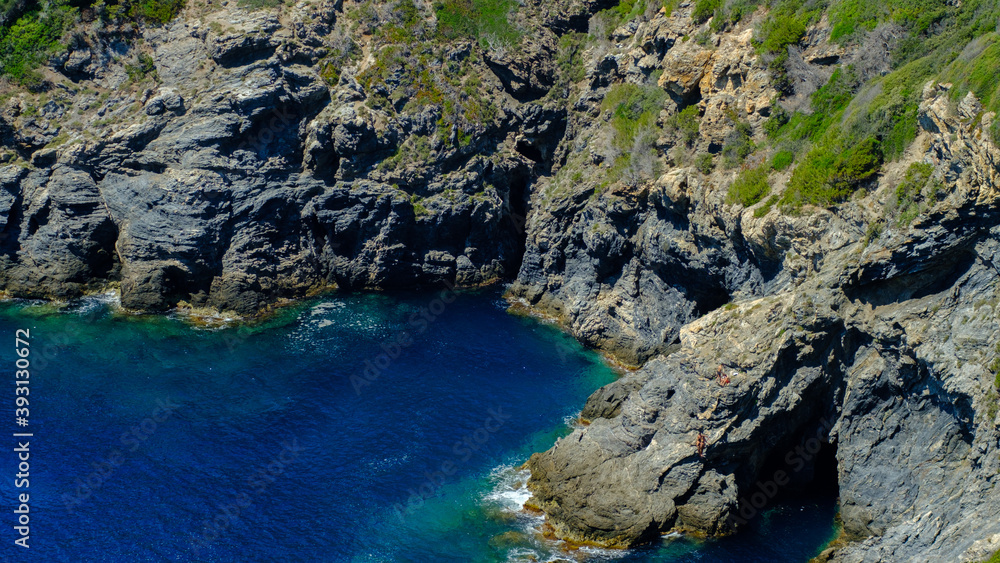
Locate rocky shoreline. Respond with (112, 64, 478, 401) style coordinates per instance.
(2, 0, 1000, 560)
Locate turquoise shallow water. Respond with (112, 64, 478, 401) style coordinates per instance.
(0, 289, 837, 561)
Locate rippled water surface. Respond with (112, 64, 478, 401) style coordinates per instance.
(0, 289, 838, 562)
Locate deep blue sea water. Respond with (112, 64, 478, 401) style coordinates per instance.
(0, 289, 838, 562)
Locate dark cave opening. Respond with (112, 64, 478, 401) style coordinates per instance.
(692, 285, 732, 317)
(844, 246, 977, 307)
(515, 140, 544, 163)
(504, 173, 530, 278)
(734, 417, 840, 530)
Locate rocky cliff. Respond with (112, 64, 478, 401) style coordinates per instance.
(2, 0, 1000, 560)
(0, 0, 583, 312)
(505, 5, 1000, 561)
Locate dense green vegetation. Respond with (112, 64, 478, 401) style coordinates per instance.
(695, 152, 714, 174)
(0, 0, 74, 85)
(829, 0, 950, 41)
(666, 104, 701, 147)
(0, 0, 184, 85)
(755, 10, 808, 53)
(662, 0, 679, 18)
(556, 32, 588, 85)
(116, 0, 185, 23)
(599, 83, 668, 185)
(781, 137, 882, 207)
(691, 0, 720, 24)
(602, 83, 667, 150)
(237, 0, 282, 11)
(608, 0, 649, 25)
(986, 548, 1000, 563)
(435, 0, 521, 48)
(752, 0, 1000, 210)
(771, 150, 793, 170)
(728, 165, 771, 206)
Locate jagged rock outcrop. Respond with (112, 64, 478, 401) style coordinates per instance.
(0, 0, 585, 313)
(522, 76, 1000, 561)
(509, 6, 789, 365)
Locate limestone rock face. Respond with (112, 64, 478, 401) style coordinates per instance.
(0, 0, 585, 313)
(521, 79, 1000, 560)
(509, 6, 784, 365)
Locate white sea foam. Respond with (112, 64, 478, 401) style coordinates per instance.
(171, 307, 242, 329)
(309, 301, 346, 316)
(40, 290, 121, 318)
(484, 463, 532, 511)
(485, 462, 643, 563)
(563, 411, 589, 430)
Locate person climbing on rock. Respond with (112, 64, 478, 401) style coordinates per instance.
(696, 433, 707, 458)
(716, 364, 730, 386)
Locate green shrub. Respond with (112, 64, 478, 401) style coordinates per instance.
(410, 194, 429, 216)
(829, 0, 950, 42)
(829, 0, 878, 40)
(435, 0, 520, 48)
(0, 1, 76, 85)
(125, 52, 157, 83)
(556, 32, 587, 84)
(772, 150, 794, 170)
(764, 105, 790, 138)
(602, 83, 666, 149)
(985, 547, 1000, 563)
(691, 0, 720, 24)
(130, 0, 184, 23)
(667, 104, 700, 147)
(722, 116, 754, 167)
(782, 137, 883, 208)
(320, 61, 341, 86)
(237, 0, 281, 9)
(756, 12, 808, 54)
(662, 0, 679, 17)
(102, 0, 185, 24)
(754, 195, 779, 217)
(728, 165, 771, 206)
(828, 137, 883, 189)
(611, 0, 647, 23)
(695, 152, 714, 174)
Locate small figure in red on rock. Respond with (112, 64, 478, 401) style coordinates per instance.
(716, 365, 730, 386)
(696, 433, 707, 458)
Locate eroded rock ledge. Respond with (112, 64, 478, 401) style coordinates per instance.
(519, 81, 1000, 561)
